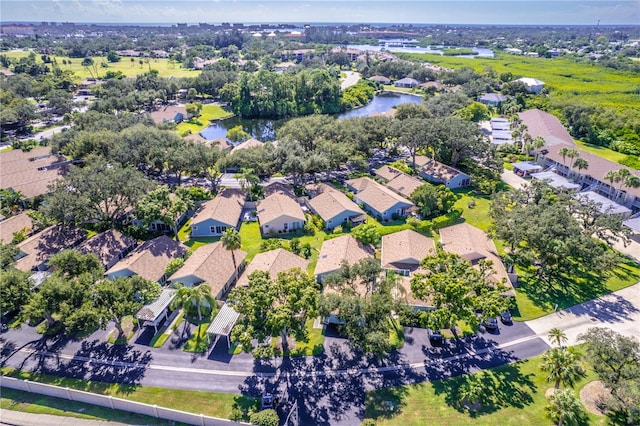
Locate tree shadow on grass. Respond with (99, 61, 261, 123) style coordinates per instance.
(429, 360, 537, 418)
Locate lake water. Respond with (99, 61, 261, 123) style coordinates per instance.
(347, 44, 494, 58)
(199, 91, 423, 142)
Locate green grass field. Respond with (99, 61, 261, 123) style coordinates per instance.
(176, 104, 234, 135)
(1, 388, 179, 425)
(1, 50, 200, 79)
(1, 368, 259, 421)
(397, 52, 640, 111)
(365, 350, 605, 426)
(575, 139, 629, 163)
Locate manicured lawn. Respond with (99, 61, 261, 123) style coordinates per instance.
(365, 350, 605, 426)
(1, 368, 259, 422)
(575, 139, 628, 163)
(272, 319, 325, 356)
(176, 104, 233, 135)
(182, 323, 211, 353)
(2, 51, 199, 79)
(239, 221, 264, 262)
(381, 85, 423, 96)
(513, 256, 640, 321)
(0, 388, 176, 425)
(453, 189, 493, 232)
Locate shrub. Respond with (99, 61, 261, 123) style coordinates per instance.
(431, 209, 462, 230)
(165, 258, 185, 277)
(333, 225, 343, 234)
(361, 420, 377, 426)
(391, 212, 400, 221)
(302, 243, 312, 259)
(290, 238, 301, 255)
(467, 199, 477, 209)
(250, 409, 279, 426)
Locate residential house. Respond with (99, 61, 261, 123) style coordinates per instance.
(537, 144, 640, 210)
(414, 157, 471, 189)
(478, 93, 507, 107)
(0, 147, 71, 199)
(315, 234, 374, 283)
(237, 248, 307, 287)
(15, 226, 87, 272)
(394, 77, 420, 88)
(149, 105, 190, 125)
(230, 138, 264, 154)
(518, 109, 575, 147)
(369, 75, 391, 85)
(381, 229, 436, 277)
(345, 177, 414, 220)
(263, 181, 296, 199)
(0, 213, 34, 244)
(76, 229, 137, 270)
(105, 235, 187, 284)
(490, 117, 510, 131)
(190, 189, 245, 237)
(168, 242, 247, 300)
(307, 183, 365, 230)
(439, 223, 514, 295)
(515, 77, 545, 94)
(256, 192, 306, 234)
(375, 165, 424, 199)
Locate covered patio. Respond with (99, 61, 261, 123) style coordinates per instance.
(576, 191, 633, 216)
(511, 161, 543, 177)
(206, 303, 241, 349)
(135, 288, 176, 334)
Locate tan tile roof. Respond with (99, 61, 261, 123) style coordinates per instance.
(149, 105, 187, 124)
(77, 229, 137, 268)
(420, 159, 467, 183)
(230, 138, 263, 154)
(376, 166, 423, 198)
(392, 274, 433, 308)
(315, 234, 374, 276)
(257, 193, 305, 226)
(381, 229, 436, 270)
(192, 188, 245, 228)
(106, 235, 187, 282)
(0, 213, 34, 244)
(308, 186, 364, 223)
(346, 177, 414, 214)
(412, 155, 431, 168)
(0, 147, 69, 198)
(15, 226, 87, 272)
(439, 223, 513, 293)
(518, 109, 575, 147)
(263, 182, 296, 198)
(237, 248, 307, 287)
(169, 242, 247, 298)
(543, 144, 640, 198)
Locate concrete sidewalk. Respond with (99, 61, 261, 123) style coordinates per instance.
(0, 409, 128, 426)
(526, 282, 640, 346)
(500, 170, 529, 190)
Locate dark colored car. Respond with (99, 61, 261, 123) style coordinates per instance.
(427, 328, 443, 344)
(500, 310, 513, 323)
(484, 317, 499, 330)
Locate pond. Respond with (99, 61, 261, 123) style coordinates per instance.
(199, 91, 423, 142)
(347, 44, 494, 58)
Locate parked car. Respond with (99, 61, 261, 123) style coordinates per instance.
(483, 317, 499, 330)
(427, 328, 443, 344)
(500, 310, 512, 323)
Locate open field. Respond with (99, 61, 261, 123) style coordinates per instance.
(365, 349, 605, 426)
(176, 104, 234, 135)
(1, 50, 200, 79)
(575, 139, 628, 163)
(398, 52, 640, 111)
(1, 367, 258, 421)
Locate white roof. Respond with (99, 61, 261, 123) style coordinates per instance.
(623, 216, 640, 233)
(135, 288, 176, 322)
(206, 304, 240, 337)
(576, 191, 632, 216)
(516, 77, 545, 86)
(531, 171, 581, 190)
(512, 162, 543, 172)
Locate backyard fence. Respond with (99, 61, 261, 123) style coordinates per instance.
(1, 376, 250, 426)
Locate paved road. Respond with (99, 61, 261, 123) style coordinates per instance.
(340, 71, 361, 90)
(526, 282, 640, 347)
(3, 282, 638, 425)
(23, 125, 70, 142)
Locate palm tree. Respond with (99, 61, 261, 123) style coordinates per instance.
(614, 168, 631, 200)
(533, 136, 546, 161)
(190, 284, 216, 321)
(546, 389, 584, 426)
(221, 228, 242, 283)
(558, 147, 570, 168)
(622, 175, 640, 204)
(566, 149, 579, 169)
(235, 167, 259, 201)
(572, 158, 588, 178)
(171, 283, 196, 336)
(604, 170, 620, 198)
(548, 328, 568, 348)
(540, 347, 583, 389)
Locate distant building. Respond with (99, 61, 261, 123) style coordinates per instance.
(477, 93, 507, 107)
(394, 77, 420, 88)
(515, 77, 545, 94)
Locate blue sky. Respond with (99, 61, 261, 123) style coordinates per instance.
(1, 1, 638, 25)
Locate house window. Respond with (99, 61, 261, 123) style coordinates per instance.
(211, 226, 227, 234)
(192, 225, 198, 231)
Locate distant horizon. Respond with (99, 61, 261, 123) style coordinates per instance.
(1, 1, 638, 26)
